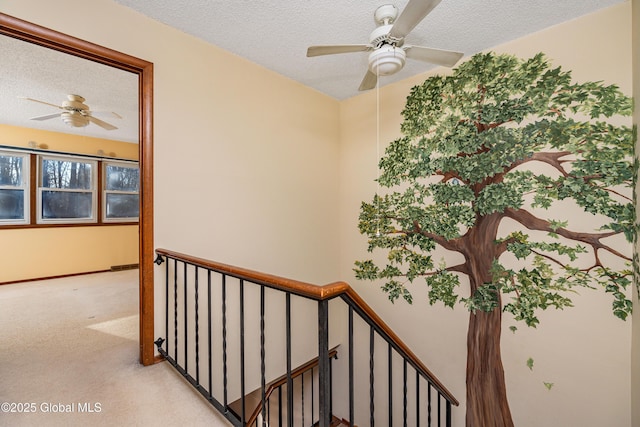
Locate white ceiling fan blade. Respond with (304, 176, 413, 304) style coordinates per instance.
(30, 112, 61, 121)
(19, 96, 62, 109)
(86, 115, 118, 130)
(358, 70, 378, 91)
(307, 44, 372, 57)
(405, 46, 464, 67)
(389, 0, 442, 40)
(91, 111, 123, 119)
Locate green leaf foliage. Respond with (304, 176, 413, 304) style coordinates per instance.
(355, 51, 634, 324)
(527, 358, 534, 371)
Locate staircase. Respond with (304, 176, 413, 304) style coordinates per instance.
(154, 248, 458, 426)
(228, 348, 339, 425)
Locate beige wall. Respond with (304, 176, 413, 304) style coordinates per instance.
(2, 1, 636, 426)
(0, 123, 138, 159)
(0, 226, 138, 281)
(0, 124, 139, 282)
(338, 3, 633, 427)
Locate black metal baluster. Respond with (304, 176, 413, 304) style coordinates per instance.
(428, 383, 432, 427)
(261, 285, 266, 427)
(317, 299, 330, 427)
(301, 371, 305, 427)
(348, 306, 354, 427)
(388, 343, 393, 427)
(195, 266, 200, 386)
(208, 270, 213, 400)
(267, 393, 271, 427)
(153, 254, 167, 359)
(370, 325, 375, 427)
(312, 367, 315, 425)
(403, 360, 407, 427)
(164, 255, 168, 354)
(286, 293, 292, 427)
(240, 279, 246, 424)
(446, 400, 452, 427)
(279, 386, 283, 427)
(329, 351, 334, 420)
(222, 274, 228, 409)
(416, 371, 420, 427)
(438, 393, 442, 427)
(174, 259, 178, 363)
(184, 262, 188, 373)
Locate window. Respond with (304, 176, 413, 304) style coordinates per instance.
(103, 161, 139, 222)
(0, 148, 139, 228)
(38, 155, 97, 223)
(0, 151, 29, 224)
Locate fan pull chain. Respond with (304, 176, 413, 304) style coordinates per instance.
(375, 63, 381, 238)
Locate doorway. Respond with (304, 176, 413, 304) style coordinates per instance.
(0, 13, 155, 365)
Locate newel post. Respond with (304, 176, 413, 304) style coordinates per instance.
(318, 299, 331, 427)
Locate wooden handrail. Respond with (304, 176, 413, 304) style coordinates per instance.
(242, 347, 339, 425)
(156, 248, 349, 300)
(155, 248, 459, 406)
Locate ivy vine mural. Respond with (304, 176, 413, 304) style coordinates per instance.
(354, 52, 635, 426)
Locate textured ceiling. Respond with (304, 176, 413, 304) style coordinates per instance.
(0, 35, 138, 144)
(113, 0, 625, 100)
(0, 0, 626, 144)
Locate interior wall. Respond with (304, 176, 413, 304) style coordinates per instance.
(0, 123, 138, 159)
(0, 0, 343, 384)
(0, 124, 139, 282)
(0, 226, 138, 282)
(338, 4, 633, 427)
(142, 8, 343, 380)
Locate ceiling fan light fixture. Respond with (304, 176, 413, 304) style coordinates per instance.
(61, 111, 89, 128)
(368, 44, 406, 76)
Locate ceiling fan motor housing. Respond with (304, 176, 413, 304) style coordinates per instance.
(368, 44, 406, 76)
(60, 94, 90, 127)
(62, 94, 89, 112)
(368, 5, 406, 77)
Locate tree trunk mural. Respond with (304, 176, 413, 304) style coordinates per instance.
(467, 308, 512, 427)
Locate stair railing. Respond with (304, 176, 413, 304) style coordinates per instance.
(239, 347, 339, 426)
(154, 248, 458, 427)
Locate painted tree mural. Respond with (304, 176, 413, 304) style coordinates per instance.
(354, 52, 634, 426)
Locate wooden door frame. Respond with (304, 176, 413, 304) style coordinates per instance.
(0, 13, 156, 365)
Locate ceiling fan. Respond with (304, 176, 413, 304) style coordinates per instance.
(306, 0, 463, 91)
(20, 94, 120, 130)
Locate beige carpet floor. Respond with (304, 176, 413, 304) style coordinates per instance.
(0, 270, 232, 427)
